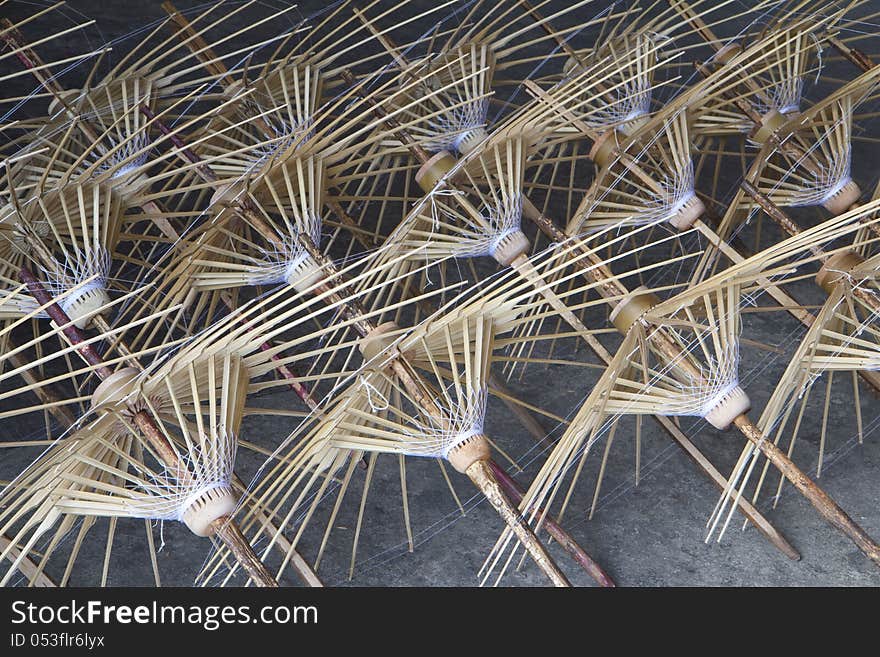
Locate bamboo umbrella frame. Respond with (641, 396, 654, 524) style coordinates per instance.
(667, 11, 880, 411)
(153, 1, 860, 568)
(0, 12, 295, 342)
(62, 36, 571, 568)
(0, 177, 478, 586)
(77, 71, 588, 583)
(566, 17, 880, 407)
(10, 267, 277, 586)
(733, 34, 880, 484)
(671, 2, 871, 223)
(169, 174, 576, 585)
(3, 0, 870, 588)
(709, 181, 880, 503)
(0, 29, 416, 580)
(0, 3, 397, 408)
(741, 246, 880, 511)
(89, 12, 622, 586)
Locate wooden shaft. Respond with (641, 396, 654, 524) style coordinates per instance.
(140, 105, 216, 180)
(210, 516, 279, 587)
(466, 459, 570, 587)
(161, 1, 236, 86)
(827, 34, 875, 72)
(132, 411, 187, 475)
(520, 199, 629, 299)
(488, 460, 614, 586)
(733, 415, 880, 565)
(651, 412, 800, 560)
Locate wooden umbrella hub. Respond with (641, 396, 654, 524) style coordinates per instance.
(589, 130, 618, 168)
(816, 250, 866, 294)
(283, 253, 325, 293)
(181, 485, 239, 537)
(609, 285, 660, 333)
(454, 126, 490, 155)
(415, 150, 459, 192)
(58, 284, 111, 330)
(446, 432, 492, 474)
(750, 109, 794, 145)
(713, 42, 743, 67)
(491, 229, 531, 266)
(821, 179, 862, 215)
(90, 367, 141, 409)
(359, 321, 407, 363)
(702, 385, 751, 431)
(668, 193, 705, 231)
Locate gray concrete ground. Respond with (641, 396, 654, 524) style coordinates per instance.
(1, 0, 879, 587)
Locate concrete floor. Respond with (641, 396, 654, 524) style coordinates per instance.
(1, 0, 879, 587)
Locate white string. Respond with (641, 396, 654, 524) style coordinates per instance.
(359, 375, 390, 412)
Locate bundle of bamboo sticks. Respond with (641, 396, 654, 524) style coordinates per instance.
(1, 0, 880, 587)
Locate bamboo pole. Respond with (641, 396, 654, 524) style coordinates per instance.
(488, 461, 615, 586)
(466, 458, 569, 586)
